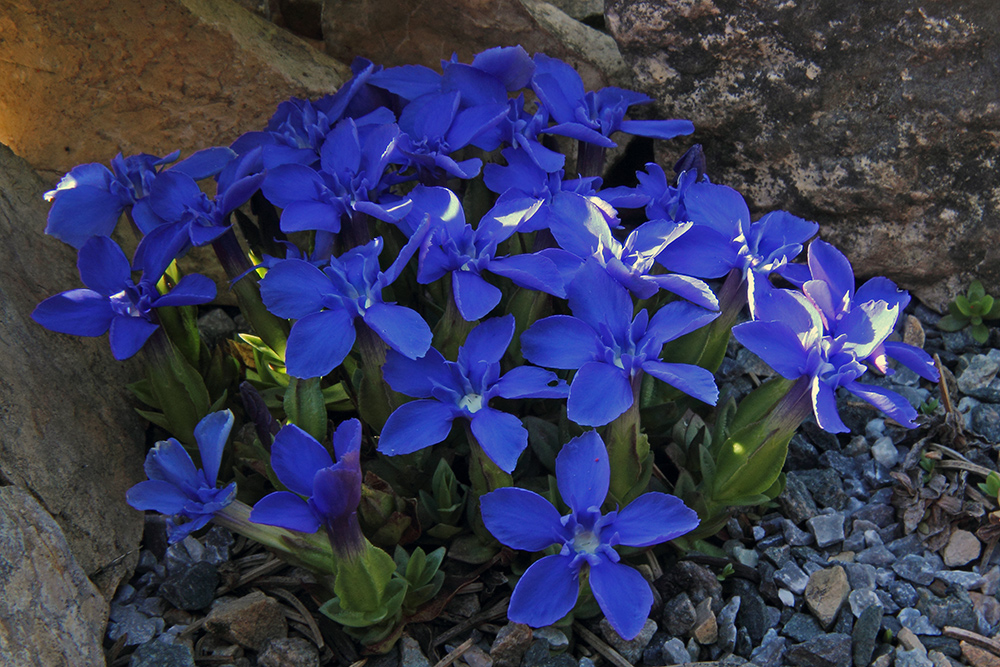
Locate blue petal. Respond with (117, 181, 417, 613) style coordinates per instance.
(856, 276, 910, 312)
(531, 55, 585, 122)
(543, 121, 615, 147)
(731, 321, 810, 380)
(589, 558, 653, 641)
(612, 493, 699, 547)
(170, 147, 236, 180)
(839, 300, 898, 359)
(618, 119, 695, 140)
(77, 236, 131, 296)
(382, 348, 452, 398)
(320, 120, 362, 176)
(369, 64, 442, 100)
(250, 492, 320, 533)
(45, 186, 125, 248)
(166, 514, 214, 544)
(400, 91, 460, 141)
(555, 431, 610, 514)
(109, 316, 160, 360)
(32, 289, 114, 337)
(480, 488, 568, 550)
(648, 274, 719, 311)
(280, 200, 343, 234)
(812, 377, 849, 434)
(363, 303, 432, 360)
(646, 300, 721, 346)
(845, 381, 919, 428)
(446, 104, 508, 149)
(285, 309, 357, 378)
(641, 361, 719, 405)
(126, 480, 190, 514)
(655, 226, 737, 278)
(808, 240, 855, 304)
(471, 46, 534, 91)
(452, 270, 502, 321)
(567, 260, 632, 342)
(145, 438, 199, 489)
(683, 182, 748, 237)
(469, 407, 527, 473)
(260, 259, 337, 319)
(520, 315, 602, 369)
(507, 555, 580, 628)
(271, 423, 334, 496)
(378, 400, 458, 456)
(261, 164, 326, 209)
(333, 418, 363, 461)
(884, 341, 939, 382)
(154, 274, 217, 307)
(193, 410, 234, 487)
(548, 193, 612, 259)
(567, 361, 633, 427)
(311, 466, 362, 524)
(459, 315, 514, 369)
(487, 254, 566, 298)
(148, 171, 203, 222)
(495, 366, 569, 400)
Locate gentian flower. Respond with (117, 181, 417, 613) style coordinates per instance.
(545, 193, 718, 310)
(259, 118, 411, 235)
(250, 419, 365, 559)
(733, 281, 921, 433)
(521, 261, 719, 426)
(405, 186, 566, 320)
(480, 431, 699, 639)
(259, 234, 432, 378)
(32, 236, 216, 360)
(600, 150, 706, 223)
(44, 147, 233, 248)
(378, 315, 569, 473)
(798, 240, 938, 381)
(126, 410, 236, 543)
(531, 54, 694, 148)
(656, 181, 818, 284)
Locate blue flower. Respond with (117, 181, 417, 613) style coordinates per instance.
(656, 181, 818, 283)
(733, 280, 921, 433)
(545, 193, 718, 309)
(530, 54, 694, 148)
(480, 431, 699, 639)
(250, 419, 365, 559)
(404, 186, 566, 320)
(599, 151, 705, 223)
(259, 118, 411, 235)
(259, 235, 432, 378)
(798, 240, 939, 382)
(126, 410, 236, 543)
(521, 261, 719, 426)
(378, 315, 568, 473)
(31, 236, 216, 360)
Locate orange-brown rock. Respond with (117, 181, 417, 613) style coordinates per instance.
(0, 0, 350, 180)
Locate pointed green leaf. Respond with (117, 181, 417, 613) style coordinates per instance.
(283, 376, 327, 442)
(972, 322, 990, 344)
(969, 280, 986, 301)
(955, 295, 973, 317)
(937, 314, 968, 332)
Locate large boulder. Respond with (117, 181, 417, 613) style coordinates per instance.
(0, 142, 146, 597)
(321, 0, 628, 90)
(0, 487, 108, 666)
(605, 0, 1000, 309)
(0, 0, 350, 179)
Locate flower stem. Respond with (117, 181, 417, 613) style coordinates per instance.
(604, 374, 650, 506)
(576, 141, 606, 179)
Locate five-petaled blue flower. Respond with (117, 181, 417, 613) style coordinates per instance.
(481, 431, 699, 639)
(521, 261, 719, 426)
(126, 410, 237, 543)
(378, 315, 569, 473)
(31, 236, 216, 360)
(250, 419, 365, 559)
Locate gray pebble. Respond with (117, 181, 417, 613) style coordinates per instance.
(892, 555, 938, 585)
(898, 607, 941, 635)
(870, 437, 900, 469)
(807, 513, 845, 548)
(774, 560, 809, 595)
(661, 638, 690, 665)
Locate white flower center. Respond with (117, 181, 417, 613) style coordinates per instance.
(458, 393, 484, 413)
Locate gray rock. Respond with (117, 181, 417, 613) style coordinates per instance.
(870, 437, 900, 470)
(785, 632, 852, 667)
(598, 618, 656, 664)
(898, 608, 941, 636)
(0, 142, 145, 596)
(783, 520, 815, 547)
(895, 647, 934, 667)
(851, 504, 896, 529)
(775, 560, 810, 595)
(731, 578, 771, 643)
(796, 469, 848, 511)
(715, 596, 740, 654)
(661, 637, 691, 665)
(129, 640, 195, 667)
(783, 613, 823, 643)
(400, 636, 432, 667)
(764, 545, 791, 568)
(844, 563, 877, 592)
(0, 486, 108, 666)
(807, 513, 846, 548)
(957, 355, 1000, 397)
(969, 403, 1000, 442)
(892, 555, 938, 585)
(933, 570, 984, 590)
(490, 622, 533, 667)
(606, 0, 1000, 310)
(533, 627, 568, 651)
(258, 637, 321, 667)
(107, 603, 164, 645)
(654, 561, 723, 612)
(852, 604, 883, 667)
(749, 628, 785, 667)
(848, 590, 883, 618)
(197, 308, 237, 350)
(780, 473, 820, 524)
(890, 581, 920, 608)
(159, 561, 219, 611)
(662, 592, 697, 636)
(918, 589, 978, 632)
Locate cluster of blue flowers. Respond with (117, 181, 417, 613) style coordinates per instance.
(34, 46, 940, 641)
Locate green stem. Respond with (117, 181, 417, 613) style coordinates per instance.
(604, 374, 650, 506)
(212, 227, 289, 358)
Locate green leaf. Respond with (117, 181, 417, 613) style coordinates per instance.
(728, 377, 795, 435)
(971, 322, 990, 344)
(127, 378, 160, 409)
(937, 314, 968, 332)
(955, 295, 973, 317)
(711, 420, 795, 504)
(979, 295, 994, 317)
(333, 544, 399, 614)
(524, 415, 560, 472)
(969, 280, 986, 302)
(135, 408, 172, 432)
(283, 376, 327, 442)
